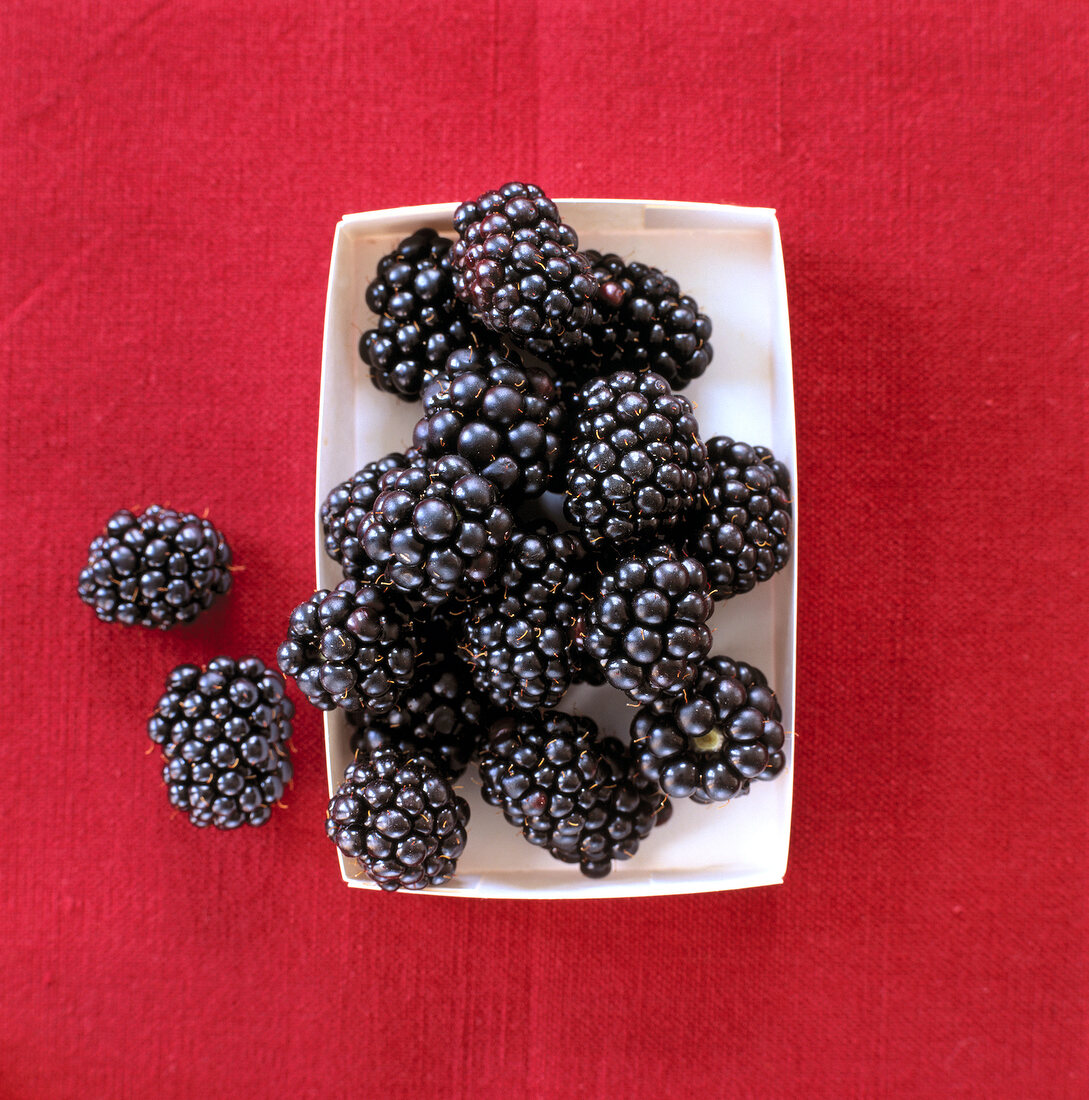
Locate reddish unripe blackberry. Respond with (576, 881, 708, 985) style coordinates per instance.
(570, 251, 713, 389)
(450, 182, 597, 360)
(360, 228, 478, 401)
(631, 655, 787, 803)
(578, 545, 714, 705)
(685, 437, 793, 600)
(327, 748, 470, 891)
(412, 346, 565, 500)
(565, 370, 710, 544)
(320, 451, 410, 580)
(276, 579, 418, 714)
(148, 657, 294, 829)
(78, 506, 232, 629)
(359, 454, 514, 608)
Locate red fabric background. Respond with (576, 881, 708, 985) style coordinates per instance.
(2, 2, 1086, 1096)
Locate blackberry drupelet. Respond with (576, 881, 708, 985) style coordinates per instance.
(349, 643, 488, 780)
(461, 522, 591, 711)
(571, 251, 713, 389)
(78, 505, 232, 629)
(327, 748, 470, 891)
(359, 454, 515, 607)
(685, 436, 793, 600)
(565, 370, 710, 544)
(578, 545, 714, 705)
(450, 182, 597, 360)
(359, 227, 477, 401)
(631, 655, 787, 803)
(320, 451, 410, 580)
(478, 712, 670, 878)
(412, 346, 565, 500)
(276, 579, 418, 714)
(148, 657, 294, 829)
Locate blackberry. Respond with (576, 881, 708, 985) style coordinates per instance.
(360, 228, 477, 401)
(478, 712, 670, 878)
(412, 346, 565, 500)
(276, 579, 418, 714)
(565, 370, 710, 544)
(685, 437, 793, 600)
(578, 545, 714, 704)
(327, 748, 470, 891)
(461, 522, 591, 711)
(320, 451, 410, 580)
(450, 182, 596, 360)
(78, 505, 232, 628)
(349, 644, 488, 779)
(631, 655, 787, 803)
(359, 454, 515, 607)
(148, 657, 294, 829)
(567, 252, 713, 389)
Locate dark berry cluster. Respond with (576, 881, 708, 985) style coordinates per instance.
(148, 658, 294, 829)
(276, 579, 418, 713)
(565, 370, 711, 544)
(303, 184, 796, 891)
(79, 505, 232, 629)
(360, 227, 480, 401)
(686, 436, 793, 600)
(574, 251, 713, 389)
(327, 748, 470, 891)
(449, 182, 597, 361)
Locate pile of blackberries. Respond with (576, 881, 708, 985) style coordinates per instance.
(299, 182, 794, 891)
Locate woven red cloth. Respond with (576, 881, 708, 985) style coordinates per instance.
(3, 2, 1086, 1096)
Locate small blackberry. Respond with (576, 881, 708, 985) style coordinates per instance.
(570, 252, 713, 389)
(359, 454, 515, 607)
(276, 579, 418, 714)
(78, 505, 232, 628)
(412, 346, 565, 500)
(450, 182, 596, 360)
(359, 228, 478, 401)
(631, 655, 787, 803)
(685, 437, 793, 600)
(578, 545, 714, 705)
(478, 712, 670, 878)
(320, 451, 410, 580)
(327, 748, 470, 891)
(148, 657, 294, 829)
(565, 370, 710, 544)
(349, 645, 488, 780)
(461, 522, 591, 711)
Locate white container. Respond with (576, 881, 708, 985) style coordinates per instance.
(317, 199, 796, 898)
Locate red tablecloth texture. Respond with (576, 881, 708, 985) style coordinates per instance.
(2, 2, 1086, 1097)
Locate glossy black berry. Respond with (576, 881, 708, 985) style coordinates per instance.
(579, 545, 714, 704)
(359, 454, 514, 608)
(78, 506, 232, 629)
(349, 641, 489, 780)
(320, 451, 410, 580)
(359, 228, 480, 401)
(276, 579, 418, 714)
(327, 748, 470, 891)
(631, 655, 787, 803)
(565, 370, 710, 544)
(685, 437, 793, 600)
(450, 182, 596, 361)
(412, 346, 565, 500)
(148, 657, 294, 829)
(478, 712, 670, 877)
(565, 252, 712, 389)
(461, 522, 592, 711)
